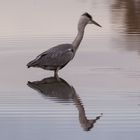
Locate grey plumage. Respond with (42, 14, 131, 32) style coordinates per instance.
(27, 44, 74, 70)
(27, 12, 101, 77)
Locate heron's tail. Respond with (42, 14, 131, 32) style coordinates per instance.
(27, 59, 37, 68)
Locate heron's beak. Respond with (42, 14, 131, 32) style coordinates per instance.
(91, 20, 102, 27)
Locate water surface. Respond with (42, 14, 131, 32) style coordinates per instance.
(0, 0, 140, 140)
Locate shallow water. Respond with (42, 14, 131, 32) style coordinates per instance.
(0, 0, 140, 140)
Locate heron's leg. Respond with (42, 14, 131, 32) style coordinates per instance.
(54, 68, 59, 80)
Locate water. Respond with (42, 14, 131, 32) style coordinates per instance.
(0, 0, 140, 140)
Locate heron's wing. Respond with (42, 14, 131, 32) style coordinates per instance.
(28, 44, 74, 67)
(38, 48, 74, 66)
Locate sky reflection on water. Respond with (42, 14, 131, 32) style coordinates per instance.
(0, 0, 140, 140)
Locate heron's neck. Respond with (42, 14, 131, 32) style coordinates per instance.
(72, 25, 86, 52)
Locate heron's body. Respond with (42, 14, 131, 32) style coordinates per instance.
(27, 44, 74, 70)
(27, 12, 101, 77)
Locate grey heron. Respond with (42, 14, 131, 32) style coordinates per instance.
(27, 12, 101, 77)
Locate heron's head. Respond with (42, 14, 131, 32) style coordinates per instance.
(78, 12, 101, 29)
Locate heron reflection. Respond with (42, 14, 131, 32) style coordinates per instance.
(27, 77, 102, 131)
